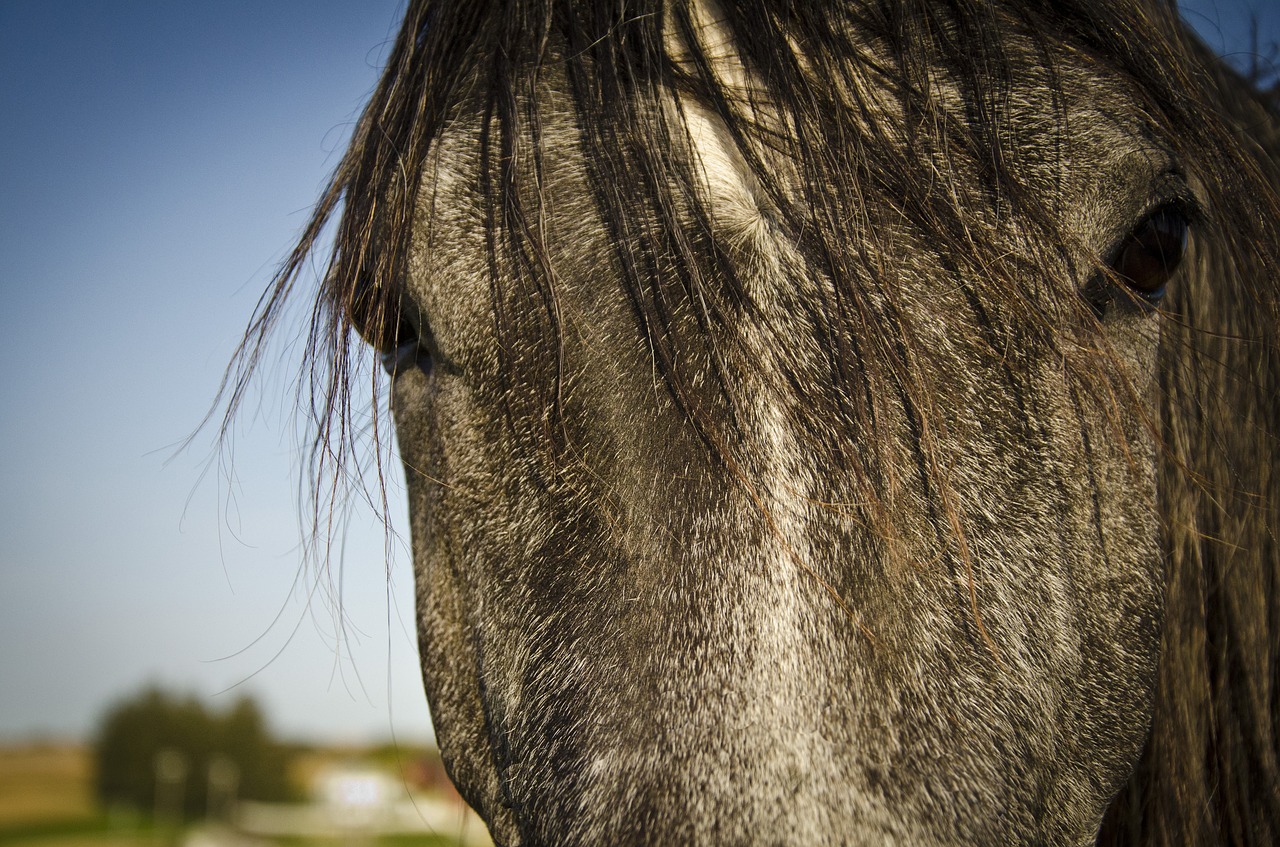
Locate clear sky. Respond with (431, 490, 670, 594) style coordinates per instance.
(0, 0, 423, 745)
(0, 1, 1276, 746)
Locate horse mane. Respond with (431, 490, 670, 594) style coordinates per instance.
(224, 1, 1280, 843)
(1097, 48, 1280, 847)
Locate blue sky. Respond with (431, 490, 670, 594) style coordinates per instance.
(0, 1, 1277, 745)
(0, 0, 422, 744)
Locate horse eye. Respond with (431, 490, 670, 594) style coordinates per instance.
(1109, 205, 1190, 303)
(380, 320, 432, 378)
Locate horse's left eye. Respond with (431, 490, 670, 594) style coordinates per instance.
(380, 320, 433, 378)
(1110, 205, 1190, 303)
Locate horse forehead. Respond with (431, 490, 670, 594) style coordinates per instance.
(666, 6, 1150, 226)
(409, 3, 1162, 357)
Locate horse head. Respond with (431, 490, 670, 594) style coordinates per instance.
(234, 1, 1280, 843)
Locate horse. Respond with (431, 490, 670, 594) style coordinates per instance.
(225, 0, 1280, 844)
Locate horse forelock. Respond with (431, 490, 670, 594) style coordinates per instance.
(255, 0, 1280, 481)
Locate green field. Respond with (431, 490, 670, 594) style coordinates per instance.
(0, 745, 146, 847)
(0, 745, 487, 847)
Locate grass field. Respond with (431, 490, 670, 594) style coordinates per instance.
(0, 745, 97, 829)
(0, 744, 154, 847)
(0, 745, 485, 847)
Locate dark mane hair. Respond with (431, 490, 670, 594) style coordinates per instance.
(224, 1, 1280, 843)
(1098, 46, 1280, 843)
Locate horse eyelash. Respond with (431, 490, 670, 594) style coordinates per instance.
(1082, 193, 1200, 318)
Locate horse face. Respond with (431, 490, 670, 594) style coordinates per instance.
(387, 17, 1179, 847)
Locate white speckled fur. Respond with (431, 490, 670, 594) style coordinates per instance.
(367, 1, 1278, 844)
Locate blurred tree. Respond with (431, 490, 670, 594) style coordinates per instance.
(94, 686, 292, 819)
